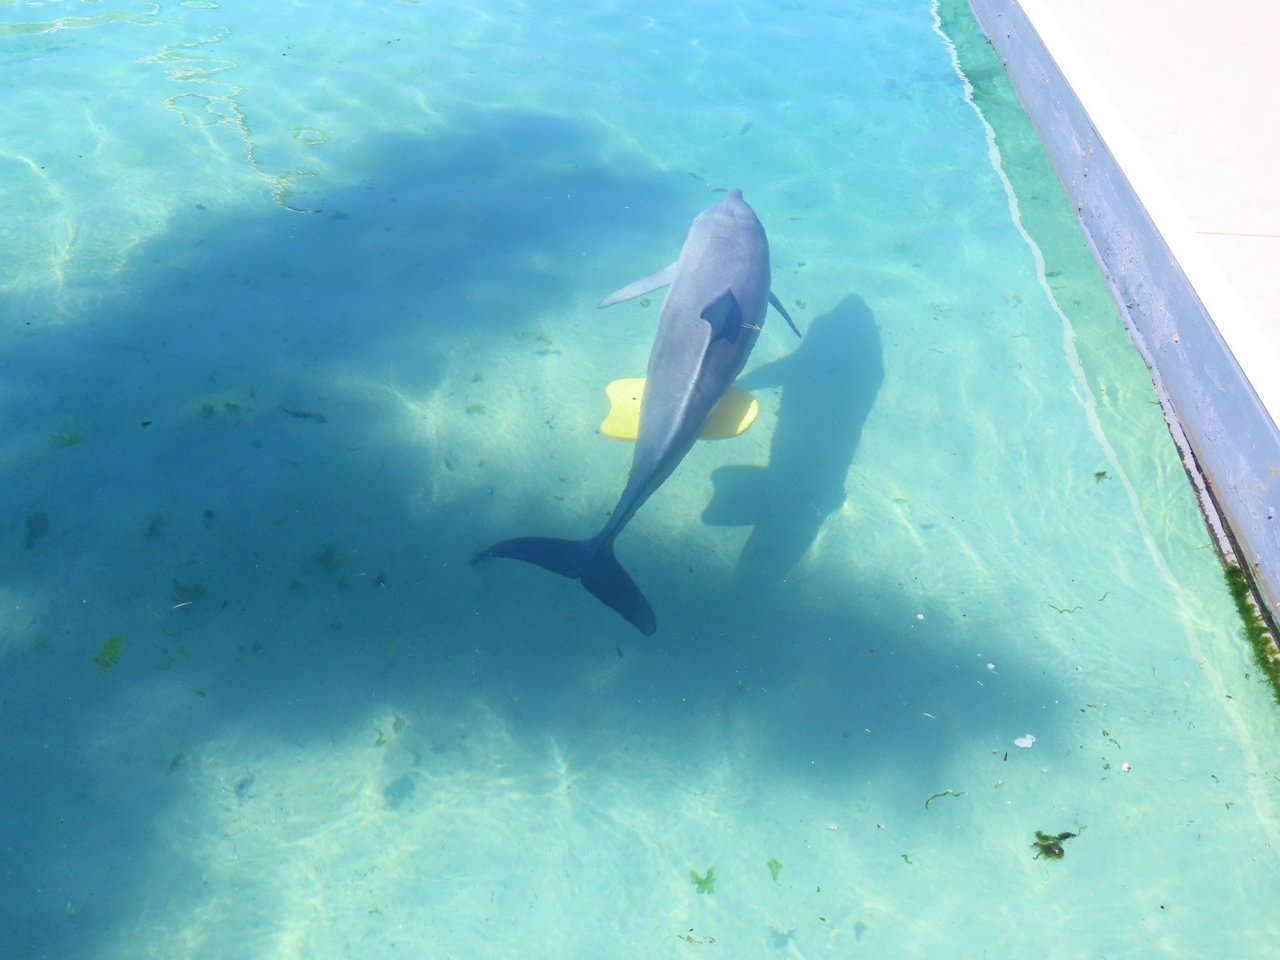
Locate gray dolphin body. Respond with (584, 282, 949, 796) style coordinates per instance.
(485, 189, 797, 635)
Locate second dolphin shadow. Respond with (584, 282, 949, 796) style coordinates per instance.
(703, 294, 884, 585)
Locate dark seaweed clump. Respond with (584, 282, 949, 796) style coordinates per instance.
(1032, 830, 1077, 860)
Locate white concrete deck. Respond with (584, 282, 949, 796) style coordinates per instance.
(1016, 0, 1280, 435)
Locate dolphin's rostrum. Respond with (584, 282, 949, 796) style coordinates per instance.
(483, 189, 796, 634)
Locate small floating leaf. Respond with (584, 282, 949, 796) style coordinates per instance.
(94, 635, 126, 672)
(767, 858, 783, 882)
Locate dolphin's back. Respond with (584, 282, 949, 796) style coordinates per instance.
(483, 189, 783, 634)
(616, 193, 772, 535)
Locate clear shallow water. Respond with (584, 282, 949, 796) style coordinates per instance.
(2, 1, 1278, 957)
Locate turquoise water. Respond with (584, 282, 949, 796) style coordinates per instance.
(3, 1, 1279, 957)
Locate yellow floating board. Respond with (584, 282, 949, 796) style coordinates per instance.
(600, 378, 758, 441)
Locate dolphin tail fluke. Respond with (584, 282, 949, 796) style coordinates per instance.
(580, 540, 657, 635)
(487, 535, 594, 577)
(485, 536, 657, 635)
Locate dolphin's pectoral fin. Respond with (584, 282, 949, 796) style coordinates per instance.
(601, 378, 758, 441)
(770, 292, 802, 338)
(701, 288, 746, 343)
(597, 262, 678, 309)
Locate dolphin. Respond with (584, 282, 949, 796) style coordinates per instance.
(483, 189, 798, 635)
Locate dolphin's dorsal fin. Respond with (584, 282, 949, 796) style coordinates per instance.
(770, 292, 802, 338)
(597, 262, 679, 309)
(701, 289, 746, 343)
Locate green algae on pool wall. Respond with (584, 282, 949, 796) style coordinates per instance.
(1225, 565, 1280, 704)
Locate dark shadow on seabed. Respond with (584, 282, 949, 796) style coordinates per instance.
(0, 121, 1066, 956)
(0, 105, 683, 960)
(703, 295, 884, 585)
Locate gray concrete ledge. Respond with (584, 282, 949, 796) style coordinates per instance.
(966, 0, 1280, 617)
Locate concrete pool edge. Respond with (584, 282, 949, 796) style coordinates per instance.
(963, 0, 1280, 627)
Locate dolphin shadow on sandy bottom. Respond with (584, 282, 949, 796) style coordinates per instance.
(703, 294, 884, 585)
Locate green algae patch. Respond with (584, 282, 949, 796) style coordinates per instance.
(1224, 565, 1280, 704)
(94, 635, 126, 672)
(689, 867, 715, 894)
(51, 431, 82, 448)
(172, 579, 205, 604)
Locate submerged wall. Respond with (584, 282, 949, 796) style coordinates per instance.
(964, 0, 1280, 620)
